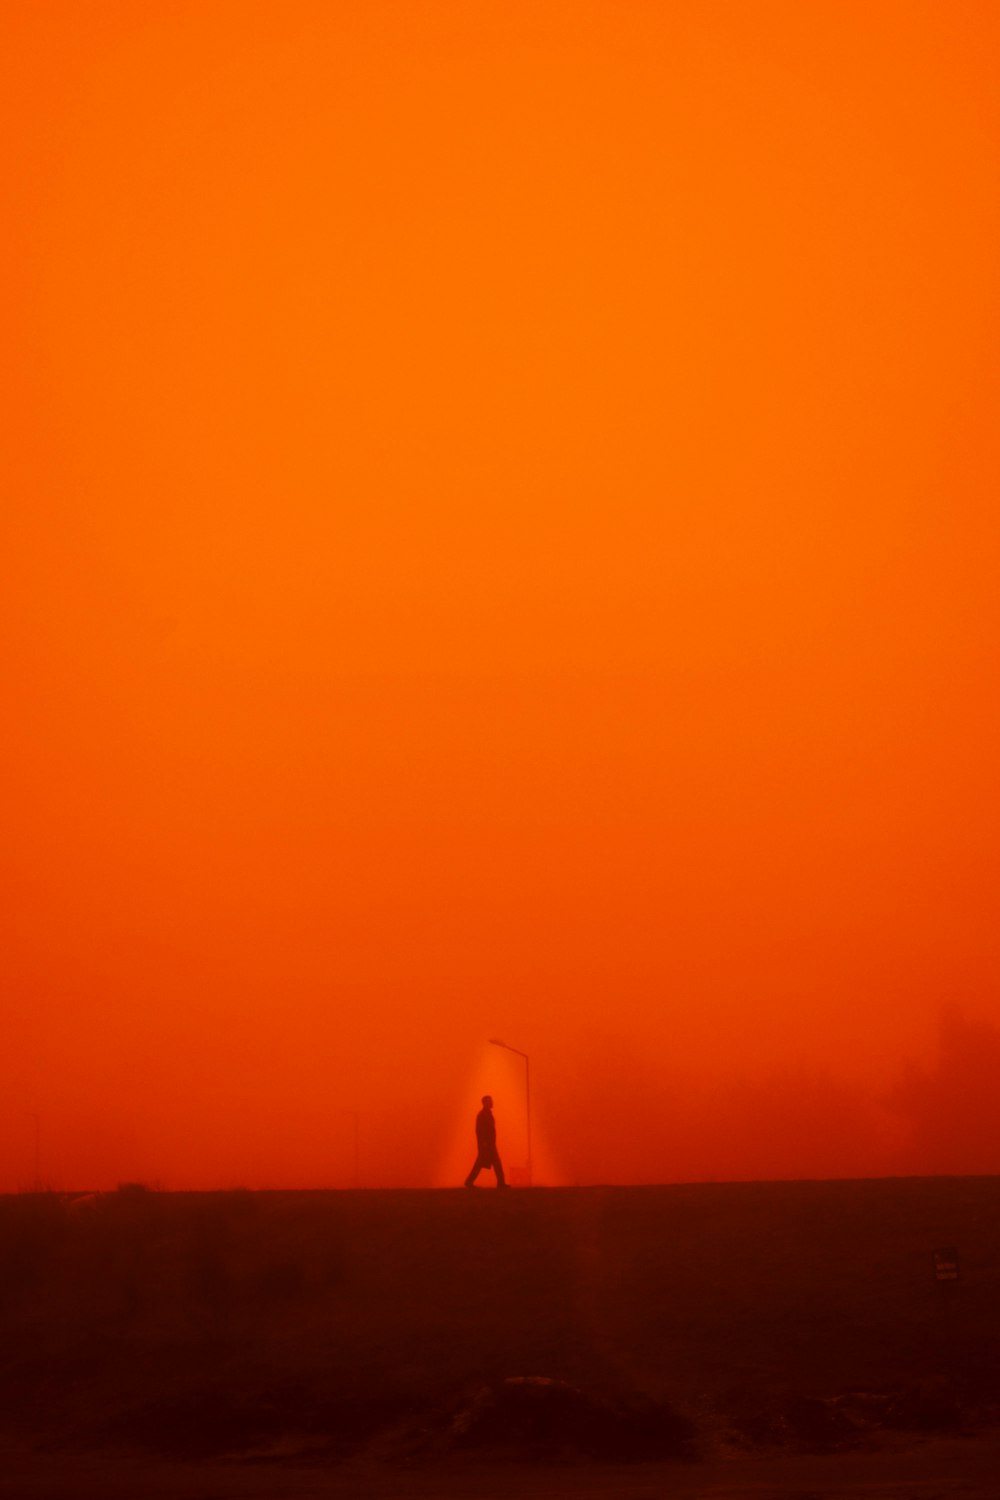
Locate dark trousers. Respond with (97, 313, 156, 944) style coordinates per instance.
(465, 1148, 506, 1187)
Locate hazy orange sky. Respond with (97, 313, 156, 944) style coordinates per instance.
(4, 1, 999, 1189)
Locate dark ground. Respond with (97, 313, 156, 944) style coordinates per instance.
(2, 1178, 999, 1496)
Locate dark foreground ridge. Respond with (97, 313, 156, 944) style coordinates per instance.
(2, 1179, 999, 1465)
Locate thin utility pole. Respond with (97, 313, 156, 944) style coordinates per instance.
(489, 1039, 532, 1185)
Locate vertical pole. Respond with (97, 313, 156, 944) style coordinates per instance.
(488, 1040, 533, 1186)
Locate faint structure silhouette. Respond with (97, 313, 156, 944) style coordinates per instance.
(464, 1094, 507, 1188)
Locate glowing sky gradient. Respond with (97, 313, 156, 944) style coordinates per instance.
(4, 1, 999, 1188)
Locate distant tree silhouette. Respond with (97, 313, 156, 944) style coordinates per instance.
(888, 1005, 1000, 1175)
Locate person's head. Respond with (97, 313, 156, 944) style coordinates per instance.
(482, 1095, 493, 1109)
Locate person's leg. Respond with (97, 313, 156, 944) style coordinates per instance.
(492, 1150, 506, 1187)
(465, 1154, 485, 1187)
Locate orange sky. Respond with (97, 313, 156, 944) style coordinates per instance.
(4, 1, 999, 1189)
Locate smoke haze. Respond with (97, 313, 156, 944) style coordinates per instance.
(4, 1, 999, 1189)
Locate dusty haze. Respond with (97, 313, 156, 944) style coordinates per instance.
(4, 1, 999, 1190)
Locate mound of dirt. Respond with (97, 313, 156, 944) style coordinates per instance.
(428, 1376, 696, 1461)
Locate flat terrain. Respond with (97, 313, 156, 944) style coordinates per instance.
(2, 1179, 999, 1496)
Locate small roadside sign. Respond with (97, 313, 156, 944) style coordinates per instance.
(933, 1247, 960, 1283)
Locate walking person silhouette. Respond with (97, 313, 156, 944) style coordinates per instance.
(464, 1095, 507, 1188)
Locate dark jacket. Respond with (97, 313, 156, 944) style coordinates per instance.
(475, 1107, 496, 1151)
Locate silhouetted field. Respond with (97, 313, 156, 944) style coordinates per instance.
(2, 1179, 999, 1491)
